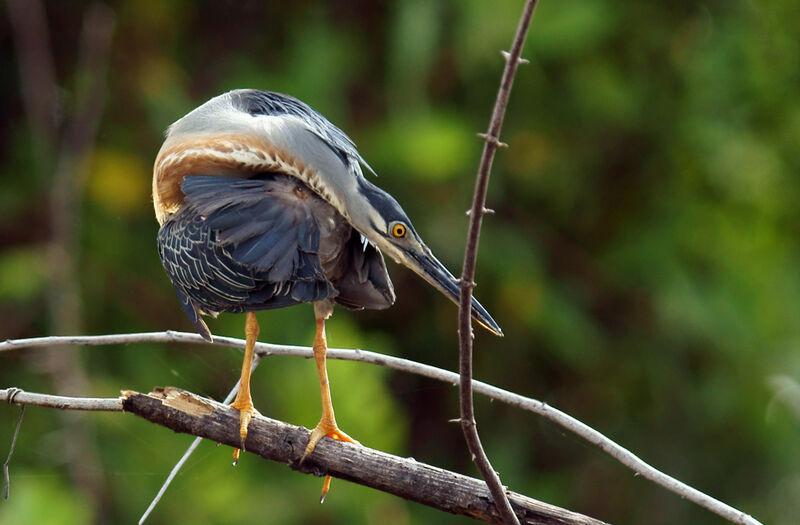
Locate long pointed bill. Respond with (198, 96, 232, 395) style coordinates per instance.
(407, 249, 503, 337)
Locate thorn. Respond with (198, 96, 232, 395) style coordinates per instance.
(456, 278, 477, 288)
(501, 50, 530, 64)
(448, 417, 462, 424)
(476, 132, 508, 148)
(465, 208, 496, 216)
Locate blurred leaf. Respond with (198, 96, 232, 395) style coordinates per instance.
(388, 0, 441, 107)
(527, 0, 617, 58)
(0, 246, 48, 301)
(0, 475, 91, 525)
(367, 111, 473, 180)
(86, 149, 150, 216)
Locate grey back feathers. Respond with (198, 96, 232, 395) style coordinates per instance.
(163, 90, 381, 230)
(230, 90, 368, 170)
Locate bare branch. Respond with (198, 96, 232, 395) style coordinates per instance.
(0, 386, 604, 524)
(122, 388, 605, 525)
(0, 332, 763, 525)
(0, 388, 122, 411)
(459, 1, 538, 523)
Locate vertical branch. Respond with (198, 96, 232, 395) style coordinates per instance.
(48, 2, 115, 345)
(458, 1, 538, 524)
(44, 3, 115, 519)
(4, 0, 57, 150)
(6, 0, 116, 519)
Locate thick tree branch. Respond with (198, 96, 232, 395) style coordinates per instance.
(0, 333, 763, 525)
(1, 386, 605, 525)
(459, 1, 538, 524)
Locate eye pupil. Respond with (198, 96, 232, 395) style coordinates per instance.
(393, 224, 406, 237)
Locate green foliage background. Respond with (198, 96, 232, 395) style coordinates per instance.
(1, 1, 799, 523)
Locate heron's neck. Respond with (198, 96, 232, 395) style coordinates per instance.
(340, 177, 392, 242)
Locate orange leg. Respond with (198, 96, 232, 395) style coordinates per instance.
(301, 316, 360, 500)
(231, 311, 259, 464)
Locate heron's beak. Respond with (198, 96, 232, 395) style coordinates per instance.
(404, 247, 503, 337)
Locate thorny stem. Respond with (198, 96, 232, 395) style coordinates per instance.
(458, 1, 538, 524)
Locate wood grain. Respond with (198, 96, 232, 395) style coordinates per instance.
(121, 387, 607, 525)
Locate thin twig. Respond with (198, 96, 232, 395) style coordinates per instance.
(3, 403, 25, 500)
(0, 333, 763, 525)
(138, 356, 261, 525)
(0, 388, 123, 411)
(139, 436, 204, 523)
(458, 1, 538, 524)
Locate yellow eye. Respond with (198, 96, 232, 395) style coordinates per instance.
(392, 223, 407, 238)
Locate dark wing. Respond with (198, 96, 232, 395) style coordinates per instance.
(332, 230, 395, 311)
(157, 212, 255, 340)
(157, 175, 336, 337)
(183, 175, 330, 284)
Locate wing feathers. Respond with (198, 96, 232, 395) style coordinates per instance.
(158, 173, 394, 337)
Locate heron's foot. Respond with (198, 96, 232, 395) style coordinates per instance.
(231, 397, 260, 464)
(301, 418, 359, 503)
(301, 417, 359, 464)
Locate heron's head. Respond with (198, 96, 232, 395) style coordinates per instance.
(347, 178, 503, 337)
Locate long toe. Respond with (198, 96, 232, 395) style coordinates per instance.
(231, 398, 258, 446)
(301, 420, 360, 463)
(301, 420, 361, 502)
(231, 399, 258, 463)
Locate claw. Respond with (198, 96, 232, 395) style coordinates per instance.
(301, 420, 359, 463)
(231, 398, 258, 464)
